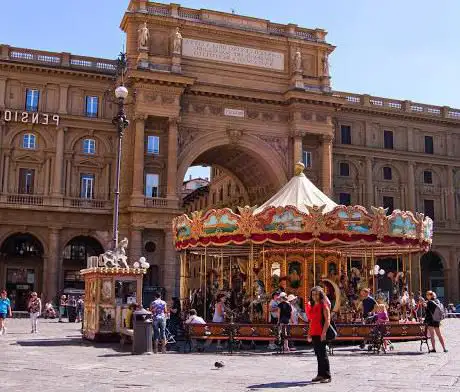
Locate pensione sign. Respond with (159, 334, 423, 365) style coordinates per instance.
(1, 109, 60, 126)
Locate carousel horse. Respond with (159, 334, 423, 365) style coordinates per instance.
(247, 279, 267, 321)
(99, 238, 129, 268)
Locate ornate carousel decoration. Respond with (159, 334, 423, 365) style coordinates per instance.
(173, 162, 433, 323)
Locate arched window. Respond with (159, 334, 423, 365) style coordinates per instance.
(22, 133, 36, 149)
(82, 138, 96, 154)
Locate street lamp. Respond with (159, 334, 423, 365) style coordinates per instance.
(111, 85, 129, 249)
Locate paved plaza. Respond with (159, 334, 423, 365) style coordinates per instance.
(0, 319, 459, 392)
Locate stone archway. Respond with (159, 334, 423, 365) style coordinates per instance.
(62, 236, 104, 291)
(178, 132, 288, 205)
(0, 233, 44, 310)
(421, 251, 445, 301)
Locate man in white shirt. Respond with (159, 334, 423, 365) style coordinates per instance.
(185, 309, 206, 351)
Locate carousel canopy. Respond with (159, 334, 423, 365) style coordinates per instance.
(254, 162, 337, 215)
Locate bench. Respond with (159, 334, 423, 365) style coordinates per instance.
(120, 328, 134, 348)
(187, 322, 429, 354)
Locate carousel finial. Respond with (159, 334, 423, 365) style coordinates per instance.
(294, 161, 305, 176)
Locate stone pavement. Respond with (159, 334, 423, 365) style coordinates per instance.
(0, 319, 459, 392)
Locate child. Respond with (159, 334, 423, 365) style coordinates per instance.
(375, 303, 391, 351)
(0, 289, 12, 335)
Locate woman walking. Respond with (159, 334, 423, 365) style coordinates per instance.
(0, 289, 12, 335)
(28, 292, 42, 334)
(424, 291, 447, 353)
(306, 286, 332, 383)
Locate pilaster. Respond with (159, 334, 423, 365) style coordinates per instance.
(0, 77, 6, 108)
(321, 134, 333, 196)
(58, 84, 69, 114)
(167, 117, 178, 199)
(131, 115, 146, 204)
(52, 127, 65, 198)
(365, 156, 373, 207)
(47, 227, 61, 302)
(163, 228, 178, 300)
(407, 162, 416, 211)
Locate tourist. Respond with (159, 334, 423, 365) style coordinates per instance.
(124, 303, 138, 329)
(169, 297, 182, 337)
(150, 292, 168, 354)
(306, 286, 332, 383)
(0, 289, 12, 335)
(375, 302, 390, 351)
(277, 292, 292, 352)
(185, 309, 206, 351)
(268, 291, 280, 350)
(212, 294, 226, 350)
(27, 292, 42, 334)
(76, 295, 84, 323)
(58, 295, 66, 322)
(424, 291, 447, 353)
(360, 288, 377, 321)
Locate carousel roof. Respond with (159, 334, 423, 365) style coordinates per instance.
(254, 162, 337, 215)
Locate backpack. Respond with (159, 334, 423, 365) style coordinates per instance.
(431, 300, 445, 322)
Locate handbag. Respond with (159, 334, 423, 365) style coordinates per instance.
(321, 307, 337, 341)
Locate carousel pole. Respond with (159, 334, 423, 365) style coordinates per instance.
(304, 247, 307, 305)
(200, 252, 203, 292)
(409, 253, 412, 293)
(364, 251, 368, 283)
(204, 247, 207, 321)
(418, 253, 422, 293)
(371, 249, 375, 294)
(180, 252, 184, 302)
(221, 248, 224, 289)
(313, 242, 316, 287)
(229, 256, 232, 289)
(250, 242, 254, 322)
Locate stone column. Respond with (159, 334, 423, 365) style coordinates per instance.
(2, 153, 10, 193)
(293, 134, 303, 164)
(131, 116, 145, 203)
(43, 157, 51, 196)
(58, 84, 69, 114)
(65, 160, 72, 197)
(365, 156, 373, 207)
(52, 127, 65, 197)
(446, 166, 455, 224)
(47, 228, 60, 302)
(321, 134, 333, 196)
(130, 228, 143, 265)
(0, 77, 6, 108)
(163, 229, 178, 300)
(448, 249, 459, 302)
(167, 118, 178, 199)
(407, 162, 416, 211)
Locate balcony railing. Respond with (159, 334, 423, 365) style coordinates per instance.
(2, 194, 45, 206)
(63, 197, 112, 209)
(333, 91, 460, 121)
(0, 193, 111, 210)
(144, 197, 179, 209)
(1, 45, 117, 74)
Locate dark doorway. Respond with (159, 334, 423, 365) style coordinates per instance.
(421, 252, 444, 302)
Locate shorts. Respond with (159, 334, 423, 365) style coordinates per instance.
(426, 320, 440, 328)
(0, 313, 7, 319)
(270, 317, 279, 325)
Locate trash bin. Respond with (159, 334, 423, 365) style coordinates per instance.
(132, 308, 153, 355)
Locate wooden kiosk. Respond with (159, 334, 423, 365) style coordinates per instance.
(81, 253, 148, 341)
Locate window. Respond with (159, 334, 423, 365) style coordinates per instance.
(384, 130, 394, 149)
(18, 168, 35, 194)
(340, 125, 352, 145)
(339, 162, 350, 177)
(22, 133, 36, 149)
(80, 174, 94, 199)
(424, 136, 434, 154)
(85, 96, 99, 118)
(145, 173, 159, 198)
(423, 170, 433, 184)
(302, 150, 312, 168)
(25, 88, 39, 112)
(382, 196, 394, 214)
(383, 166, 392, 180)
(147, 135, 160, 155)
(424, 199, 434, 219)
(339, 192, 351, 206)
(82, 138, 96, 154)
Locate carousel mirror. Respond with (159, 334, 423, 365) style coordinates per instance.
(271, 262, 281, 289)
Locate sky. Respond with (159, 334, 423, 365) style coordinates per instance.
(3, 0, 459, 179)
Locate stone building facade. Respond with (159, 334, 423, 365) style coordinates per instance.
(0, 0, 458, 308)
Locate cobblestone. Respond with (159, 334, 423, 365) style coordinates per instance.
(0, 319, 459, 392)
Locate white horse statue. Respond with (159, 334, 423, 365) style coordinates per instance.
(99, 238, 129, 268)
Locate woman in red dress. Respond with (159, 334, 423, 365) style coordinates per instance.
(306, 286, 332, 383)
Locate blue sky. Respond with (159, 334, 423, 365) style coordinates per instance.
(3, 0, 459, 179)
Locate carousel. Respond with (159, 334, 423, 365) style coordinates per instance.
(173, 162, 433, 324)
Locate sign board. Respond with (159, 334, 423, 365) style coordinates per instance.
(182, 38, 285, 70)
(224, 108, 245, 118)
(1, 109, 60, 126)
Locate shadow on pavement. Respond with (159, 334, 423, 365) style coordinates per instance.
(14, 338, 113, 348)
(248, 381, 313, 389)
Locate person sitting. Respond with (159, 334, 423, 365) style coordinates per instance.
(185, 309, 206, 351)
(124, 303, 138, 329)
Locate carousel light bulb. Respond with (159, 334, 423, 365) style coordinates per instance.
(379, 269, 385, 275)
(369, 269, 374, 276)
(374, 264, 380, 271)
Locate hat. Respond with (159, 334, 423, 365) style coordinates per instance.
(279, 292, 288, 300)
(287, 294, 297, 302)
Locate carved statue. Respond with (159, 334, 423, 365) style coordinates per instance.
(294, 49, 302, 72)
(99, 237, 129, 269)
(138, 22, 150, 50)
(173, 27, 183, 54)
(322, 53, 329, 76)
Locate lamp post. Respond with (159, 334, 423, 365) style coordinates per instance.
(111, 85, 129, 249)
